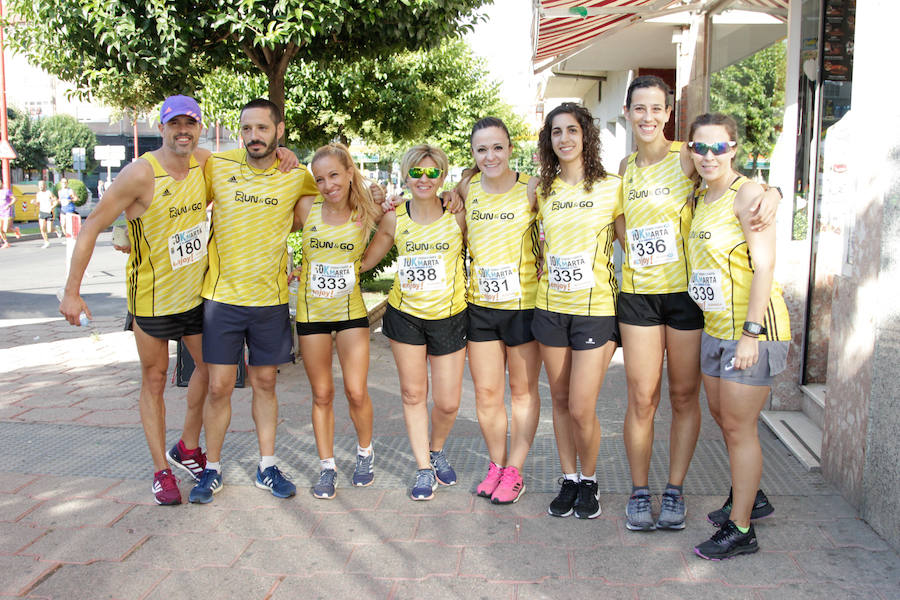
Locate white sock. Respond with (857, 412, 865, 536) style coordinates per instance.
(580, 472, 597, 483)
(320, 457, 336, 471)
(206, 461, 221, 473)
(259, 456, 277, 470)
(357, 444, 373, 457)
(564, 472, 579, 482)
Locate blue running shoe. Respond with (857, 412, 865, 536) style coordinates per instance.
(312, 468, 337, 499)
(352, 452, 375, 487)
(430, 449, 457, 486)
(189, 468, 222, 504)
(256, 465, 297, 498)
(410, 468, 437, 501)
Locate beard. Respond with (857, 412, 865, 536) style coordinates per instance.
(246, 137, 278, 160)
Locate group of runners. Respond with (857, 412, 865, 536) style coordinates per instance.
(59, 74, 790, 562)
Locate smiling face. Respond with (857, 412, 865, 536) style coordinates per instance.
(159, 115, 201, 157)
(471, 126, 512, 178)
(239, 107, 284, 162)
(625, 86, 672, 145)
(690, 124, 736, 184)
(549, 112, 584, 165)
(405, 156, 444, 202)
(311, 154, 353, 206)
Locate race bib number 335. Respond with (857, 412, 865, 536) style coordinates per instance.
(399, 254, 446, 292)
(168, 221, 208, 270)
(547, 252, 595, 292)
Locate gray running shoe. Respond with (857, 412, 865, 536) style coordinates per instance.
(312, 468, 337, 499)
(625, 492, 655, 531)
(656, 490, 687, 530)
(410, 468, 438, 500)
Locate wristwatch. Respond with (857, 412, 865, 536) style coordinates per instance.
(742, 321, 767, 336)
(770, 186, 783, 199)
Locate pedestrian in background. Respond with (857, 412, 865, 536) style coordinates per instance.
(32, 180, 58, 248)
(0, 184, 21, 249)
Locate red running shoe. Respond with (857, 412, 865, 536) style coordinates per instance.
(166, 440, 207, 482)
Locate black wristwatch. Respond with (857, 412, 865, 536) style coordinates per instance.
(770, 186, 783, 199)
(742, 321, 767, 336)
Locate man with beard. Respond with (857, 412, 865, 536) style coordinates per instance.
(60, 96, 211, 505)
(189, 98, 319, 504)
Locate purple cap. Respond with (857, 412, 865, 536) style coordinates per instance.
(160, 95, 203, 125)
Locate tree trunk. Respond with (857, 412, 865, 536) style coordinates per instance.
(241, 42, 299, 145)
(265, 67, 287, 144)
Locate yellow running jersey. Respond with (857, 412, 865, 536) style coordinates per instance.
(202, 148, 318, 306)
(536, 175, 621, 316)
(618, 142, 694, 294)
(296, 199, 368, 323)
(687, 177, 791, 341)
(465, 172, 539, 310)
(126, 152, 207, 317)
(387, 202, 466, 319)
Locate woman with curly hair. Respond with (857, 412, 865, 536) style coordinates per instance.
(529, 102, 621, 519)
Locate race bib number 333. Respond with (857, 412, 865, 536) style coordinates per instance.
(547, 252, 595, 292)
(310, 262, 355, 298)
(168, 221, 208, 270)
(399, 254, 446, 292)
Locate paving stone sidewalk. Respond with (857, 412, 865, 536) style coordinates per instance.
(0, 317, 898, 599)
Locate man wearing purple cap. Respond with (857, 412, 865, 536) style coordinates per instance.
(60, 95, 215, 505)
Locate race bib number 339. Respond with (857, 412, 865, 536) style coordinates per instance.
(689, 269, 726, 311)
(627, 221, 677, 269)
(168, 221, 208, 270)
(399, 254, 446, 292)
(310, 262, 355, 298)
(547, 252, 595, 292)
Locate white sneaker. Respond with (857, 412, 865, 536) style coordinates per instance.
(42, 241, 50, 248)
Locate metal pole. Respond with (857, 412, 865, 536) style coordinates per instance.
(0, 0, 13, 188)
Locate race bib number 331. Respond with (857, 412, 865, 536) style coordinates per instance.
(399, 254, 446, 292)
(476, 264, 521, 302)
(168, 221, 208, 270)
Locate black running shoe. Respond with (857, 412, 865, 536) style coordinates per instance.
(548, 478, 579, 517)
(573, 479, 602, 519)
(694, 520, 759, 560)
(707, 488, 775, 527)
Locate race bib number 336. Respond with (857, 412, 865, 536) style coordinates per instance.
(547, 252, 595, 292)
(168, 221, 208, 270)
(627, 221, 677, 269)
(399, 254, 446, 292)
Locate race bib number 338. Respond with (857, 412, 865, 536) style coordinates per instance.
(547, 252, 595, 292)
(399, 254, 446, 292)
(168, 221, 208, 270)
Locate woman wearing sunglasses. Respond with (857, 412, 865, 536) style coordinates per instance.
(450, 117, 542, 505)
(616, 76, 781, 532)
(292, 143, 382, 500)
(685, 113, 790, 560)
(530, 102, 620, 520)
(361, 144, 467, 500)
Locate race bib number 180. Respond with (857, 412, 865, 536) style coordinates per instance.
(399, 254, 446, 292)
(689, 269, 726, 311)
(627, 221, 678, 269)
(168, 221, 208, 270)
(547, 252, 595, 292)
(310, 262, 355, 298)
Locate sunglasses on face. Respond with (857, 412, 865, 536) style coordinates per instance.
(408, 166, 443, 179)
(687, 141, 736, 156)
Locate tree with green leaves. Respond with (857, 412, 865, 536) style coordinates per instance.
(710, 41, 787, 175)
(7, 108, 46, 176)
(38, 115, 98, 174)
(6, 0, 486, 127)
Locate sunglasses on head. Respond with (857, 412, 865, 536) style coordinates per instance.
(408, 166, 443, 179)
(687, 141, 736, 156)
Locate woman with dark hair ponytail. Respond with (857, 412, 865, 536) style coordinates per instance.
(530, 102, 620, 520)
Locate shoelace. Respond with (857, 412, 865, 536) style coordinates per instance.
(431, 451, 451, 472)
(414, 469, 434, 489)
(498, 468, 520, 488)
(710, 522, 740, 543)
(197, 469, 218, 487)
(267, 466, 293, 483)
(356, 455, 373, 472)
(660, 492, 681, 513)
(630, 494, 652, 513)
(557, 478, 579, 499)
(317, 470, 336, 486)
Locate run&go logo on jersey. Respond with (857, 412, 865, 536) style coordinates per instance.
(234, 190, 278, 205)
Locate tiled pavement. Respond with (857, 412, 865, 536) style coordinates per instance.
(1, 316, 898, 599)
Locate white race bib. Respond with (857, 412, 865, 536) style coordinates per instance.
(689, 269, 726, 311)
(476, 264, 521, 302)
(168, 221, 208, 270)
(399, 254, 446, 292)
(309, 262, 355, 298)
(627, 221, 678, 268)
(547, 252, 595, 292)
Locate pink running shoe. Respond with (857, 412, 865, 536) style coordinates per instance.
(152, 469, 182, 505)
(476, 462, 503, 498)
(491, 465, 525, 504)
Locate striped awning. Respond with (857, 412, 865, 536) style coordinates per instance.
(533, 0, 789, 72)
